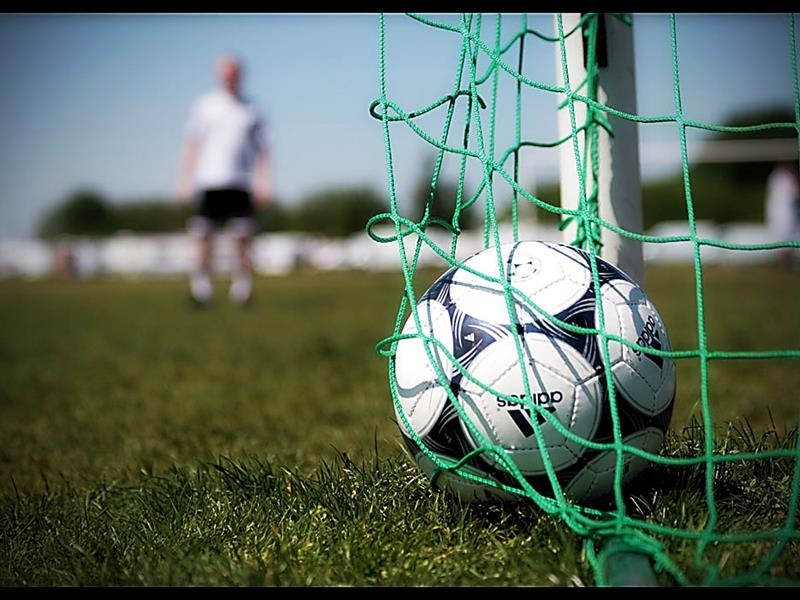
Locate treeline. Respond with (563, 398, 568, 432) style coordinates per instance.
(37, 170, 774, 241)
(38, 187, 390, 239)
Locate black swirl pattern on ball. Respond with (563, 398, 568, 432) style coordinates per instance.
(419, 265, 457, 305)
(408, 399, 475, 459)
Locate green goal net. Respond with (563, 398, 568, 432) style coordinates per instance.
(368, 13, 800, 586)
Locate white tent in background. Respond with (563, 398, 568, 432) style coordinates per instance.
(0, 239, 52, 278)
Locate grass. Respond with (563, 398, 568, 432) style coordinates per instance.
(0, 263, 798, 586)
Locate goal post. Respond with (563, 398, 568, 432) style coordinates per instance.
(556, 13, 645, 286)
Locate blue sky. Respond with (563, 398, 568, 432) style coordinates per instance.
(0, 13, 797, 239)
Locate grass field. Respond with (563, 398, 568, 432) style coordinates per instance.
(1, 263, 799, 586)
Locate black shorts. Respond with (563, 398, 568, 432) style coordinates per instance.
(196, 188, 254, 225)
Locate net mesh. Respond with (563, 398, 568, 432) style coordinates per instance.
(368, 13, 800, 586)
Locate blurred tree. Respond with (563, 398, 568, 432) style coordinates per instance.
(642, 105, 796, 226)
(254, 201, 289, 233)
(291, 186, 387, 237)
(113, 200, 192, 232)
(38, 190, 115, 238)
(694, 105, 797, 185)
(496, 184, 562, 225)
(412, 153, 479, 231)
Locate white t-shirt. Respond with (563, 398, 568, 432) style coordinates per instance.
(185, 89, 267, 192)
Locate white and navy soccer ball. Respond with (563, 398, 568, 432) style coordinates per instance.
(393, 240, 676, 505)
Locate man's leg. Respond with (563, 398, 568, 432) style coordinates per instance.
(187, 216, 215, 304)
(229, 218, 255, 305)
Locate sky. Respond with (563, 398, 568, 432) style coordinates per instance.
(0, 13, 797, 239)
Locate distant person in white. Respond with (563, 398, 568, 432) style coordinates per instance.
(765, 160, 799, 268)
(176, 54, 271, 305)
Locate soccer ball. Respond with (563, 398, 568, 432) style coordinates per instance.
(393, 240, 676, 504)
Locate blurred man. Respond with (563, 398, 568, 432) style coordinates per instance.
(176, 54, 272, 305)
(765, 160, 799, 268)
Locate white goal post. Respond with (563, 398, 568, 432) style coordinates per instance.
(555, 13, 645, 286)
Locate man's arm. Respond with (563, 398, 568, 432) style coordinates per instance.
(253, 149, 272, 206)
(175, 139, 200, 203)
